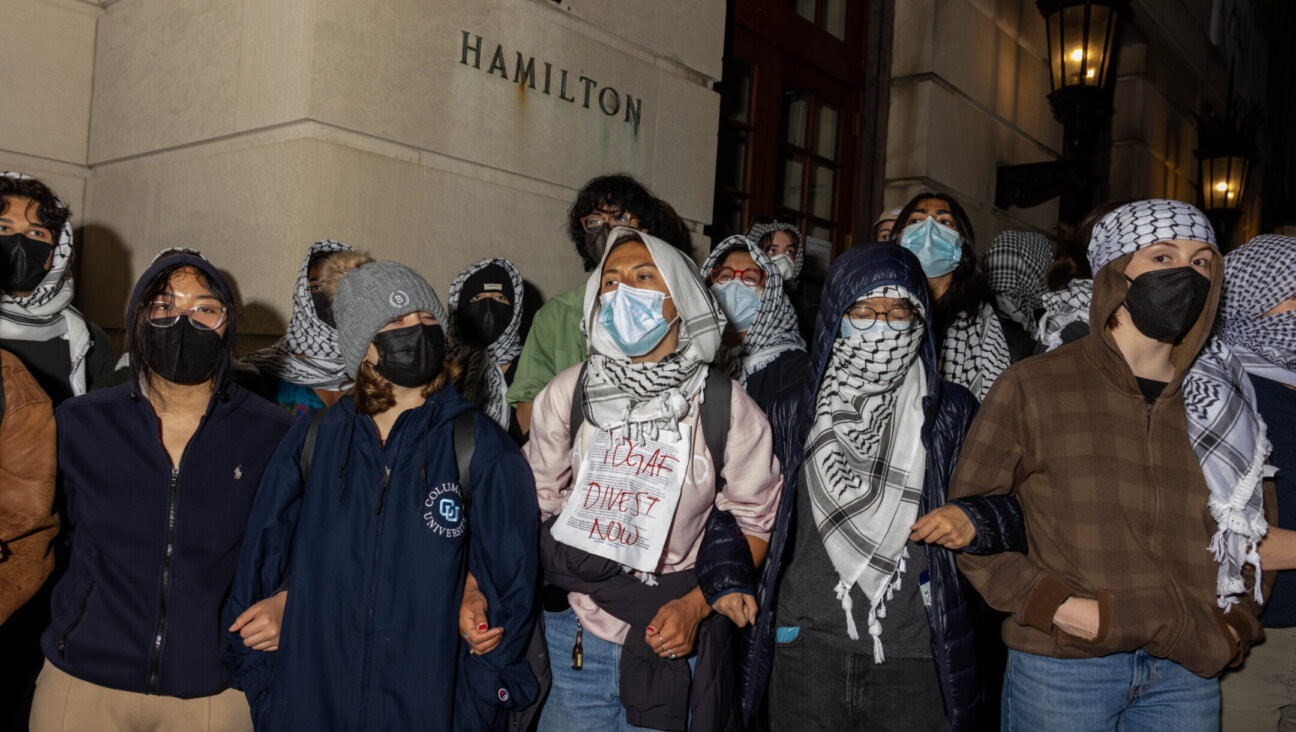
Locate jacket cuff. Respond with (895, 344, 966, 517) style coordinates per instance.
(1022, 574, 1073, 634)
(1218, 607, 1263, 667)
(950, 500, 990, 555)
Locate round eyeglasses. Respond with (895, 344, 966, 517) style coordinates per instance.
(843, 305, 920, 331)
(148, 300, 227, 331)
(711, 266, 765, 288)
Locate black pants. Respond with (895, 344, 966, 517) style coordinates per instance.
(767, 632, 947, 732)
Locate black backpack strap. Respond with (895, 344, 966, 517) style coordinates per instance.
(453, 410, 477, 520)
(701, 369, 731, 490)
(298, 404, 331, 486)
(567, 361, 590, 451)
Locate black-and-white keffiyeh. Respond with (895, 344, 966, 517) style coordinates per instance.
(985, 231, 1053, 332)
(0, 171, 92, 396)
(244, 240, 352, 390)
(1220, 235, 1296, 389)
(804, 285, 928, 662)
(746, 221, 805, 285)
(1035, 279, 1093, 351)
(701, 235, 805, 386)
(1090, 199, 1269, 610)
(581, 228, 726, 440)
(447, 258, 525, 427)
(939, 302, 1009, 401)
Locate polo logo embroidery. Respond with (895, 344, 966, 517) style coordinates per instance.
(423, 482, 465, 538)
(389, 290, 409, 308)
(234, 465, 243, 480)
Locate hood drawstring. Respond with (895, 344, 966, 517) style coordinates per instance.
(416, 400, 438, 508)
(335, 411, 359, 505)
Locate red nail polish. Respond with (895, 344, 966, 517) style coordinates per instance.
(478, 624, 488, 631)
(647, 626, 656, 634)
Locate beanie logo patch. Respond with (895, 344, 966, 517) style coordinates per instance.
(389, 290, 410, 308)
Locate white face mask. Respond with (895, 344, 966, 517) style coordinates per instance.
(768, 252, 795, 281)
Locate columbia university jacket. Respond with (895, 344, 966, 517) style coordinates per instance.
(224, 386, 539, 731)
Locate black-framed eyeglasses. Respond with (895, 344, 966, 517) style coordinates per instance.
(148, 300, 227, 331)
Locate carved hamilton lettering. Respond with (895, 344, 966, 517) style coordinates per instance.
(457, 30, 644, 133)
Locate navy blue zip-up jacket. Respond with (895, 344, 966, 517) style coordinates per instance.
(42, 255, 294, 699)
(223, 386, 539, 731)
(738, 244, 1001, 729)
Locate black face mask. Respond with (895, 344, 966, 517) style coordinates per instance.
(1123, 267, 1212, 341)
(373, 324, 446, 388)
(143, 318, 224, 385)
(458, 298, 512, 347)
(311, 291, 336, 329)
(0, 232, 55, 294)
(582, 228, 611, 270)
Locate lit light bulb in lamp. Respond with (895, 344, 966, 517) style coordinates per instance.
(1071, 48, 1084, 62)
(1216, 181, 1230, 192)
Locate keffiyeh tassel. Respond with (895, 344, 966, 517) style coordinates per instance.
(1206, 429, 1271, 609)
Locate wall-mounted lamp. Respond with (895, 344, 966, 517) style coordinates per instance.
(995, 0, 1130, 243)
(1194, 105, 1256, 246)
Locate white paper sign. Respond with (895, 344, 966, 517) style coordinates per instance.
(550, 425, 691, 573)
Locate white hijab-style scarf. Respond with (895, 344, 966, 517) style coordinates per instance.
(579, 228, 726, 440)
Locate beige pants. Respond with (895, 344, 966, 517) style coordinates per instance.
(29, 660, 253, 732)
(1221, 625, 1296, 731)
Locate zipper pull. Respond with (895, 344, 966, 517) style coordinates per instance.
(375, 466, 392, 515)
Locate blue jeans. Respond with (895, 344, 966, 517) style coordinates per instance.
(1002, 649, 1219, 732)
(538, 607, 694, 732)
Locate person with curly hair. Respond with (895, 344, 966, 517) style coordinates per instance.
(506, 174, 692, 433)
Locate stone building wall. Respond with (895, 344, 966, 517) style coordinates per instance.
(1, 0, 725, 342)
(882, 0, 1269, 252)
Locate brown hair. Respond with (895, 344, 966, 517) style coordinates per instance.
(353, 358, 460, 415)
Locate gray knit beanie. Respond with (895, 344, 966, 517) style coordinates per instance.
(333, 261, 448, 378)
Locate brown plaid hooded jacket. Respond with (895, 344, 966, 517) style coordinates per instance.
(948, 252, 1267, 677)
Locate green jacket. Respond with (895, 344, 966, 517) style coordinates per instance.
(506, 285, 587, 405)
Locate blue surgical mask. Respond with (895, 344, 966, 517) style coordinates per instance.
(899, 217, 963, 277)
(711, 280, 761, 333)
(599, 284, 676, 357)
(840, 316, 912, 339)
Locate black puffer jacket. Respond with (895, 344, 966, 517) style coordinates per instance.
(738, 244, 1010, 730)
